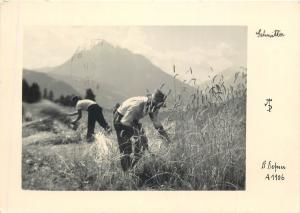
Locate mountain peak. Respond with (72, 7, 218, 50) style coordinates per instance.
(74, 39, 114, 54)
(45, 40, 193, 107)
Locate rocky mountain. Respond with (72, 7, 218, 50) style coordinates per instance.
(42, 40, 193, 107)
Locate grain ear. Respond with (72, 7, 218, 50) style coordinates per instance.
(159, 83, 165, 90)
(164, 89, 171, 101)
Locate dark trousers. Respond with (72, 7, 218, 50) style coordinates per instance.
(113, 112, 148, 171)
(87, 104, 108, 140)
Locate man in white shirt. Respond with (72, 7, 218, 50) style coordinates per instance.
(113, 89, 171, 171)
(68, 96, 111, 142)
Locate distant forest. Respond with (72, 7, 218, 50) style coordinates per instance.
(22, 78, 95, 106)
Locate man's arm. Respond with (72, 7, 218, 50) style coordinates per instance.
(149, 111, 171, 144)
(66, 111, 79, 116)
(71, 110, 82, 124)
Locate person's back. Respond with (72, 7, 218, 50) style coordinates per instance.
(76, 99, 96, 111)
(117, 96, 149, 127)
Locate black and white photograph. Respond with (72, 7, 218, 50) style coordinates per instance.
(22, 26, 247, 191)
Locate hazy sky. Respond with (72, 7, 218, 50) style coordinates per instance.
(24, 26, 247, 80)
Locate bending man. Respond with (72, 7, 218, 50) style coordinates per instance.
(113, 89, 171, 171)
(68, 96, 111, 142)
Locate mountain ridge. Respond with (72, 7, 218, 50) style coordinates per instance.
(39, 40, 194, 107)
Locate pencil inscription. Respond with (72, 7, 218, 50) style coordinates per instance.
(256, 29, 285, 38)
(261, 160, 286, 181)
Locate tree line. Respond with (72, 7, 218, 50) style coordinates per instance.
(23, 79, 42, 103)
(56, 89, 95, 106)
(23, 78, 96, 105)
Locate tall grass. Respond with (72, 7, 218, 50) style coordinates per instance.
(132, 69, 246, 190)
(22, 69, 246, 190)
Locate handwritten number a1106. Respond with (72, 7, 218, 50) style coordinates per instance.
(265, 174, 284, 181)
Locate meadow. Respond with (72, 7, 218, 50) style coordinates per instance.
(22, 70, 246, 190)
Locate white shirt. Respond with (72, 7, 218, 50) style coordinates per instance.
(117, 96, 162, 128)
(76, 99, 96, 111)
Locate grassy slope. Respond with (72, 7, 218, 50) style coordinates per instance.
(22, 73, 246, 190)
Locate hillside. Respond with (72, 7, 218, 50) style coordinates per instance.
(23, 69, 80, 99)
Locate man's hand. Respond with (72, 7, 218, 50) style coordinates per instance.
(71, 122, 78, 130)
(70, 120, 77, 125)
(156, 126, 171, 144)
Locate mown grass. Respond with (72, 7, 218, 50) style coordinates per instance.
(22, 69, 246, 190)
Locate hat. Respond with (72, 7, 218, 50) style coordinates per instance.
(152, 89, 166, 104)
